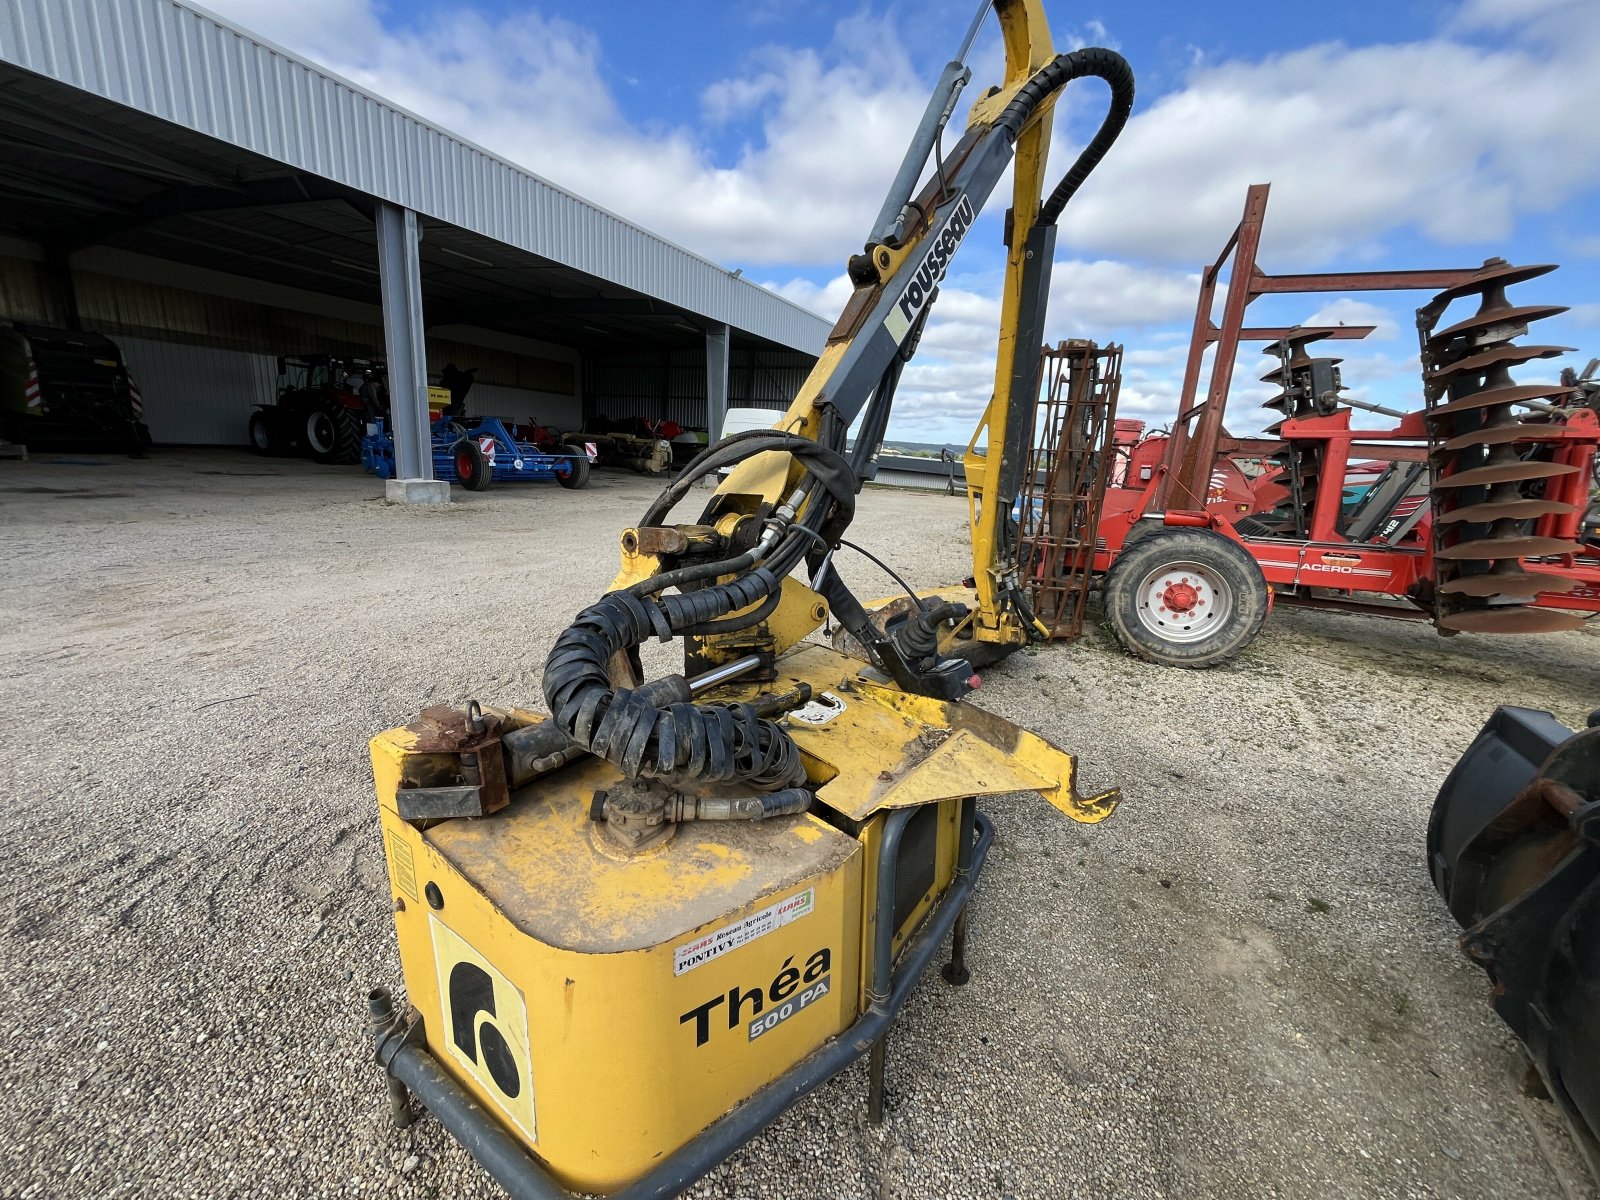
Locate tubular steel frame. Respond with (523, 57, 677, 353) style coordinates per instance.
(1020, 339, 1123, 639)
(1092, 182, 1600, 628)
(1154, 183, 1497, 513)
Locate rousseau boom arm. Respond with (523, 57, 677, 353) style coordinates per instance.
(539, 0, 1133, 794)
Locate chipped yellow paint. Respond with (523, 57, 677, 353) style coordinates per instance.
(373, 729, 863, 1194)
(966, 0, 1055, 126)
(371, 634, 1111, 1191)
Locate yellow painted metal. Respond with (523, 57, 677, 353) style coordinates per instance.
(766, 576, 830, 657)
(966, 0, 1055, 125)
(669, 4, 1061, 663)
(374, 732, 863, 1195)
(371, 637, 1111, 1192)
(852, 795, 962, 1011)
(964, 0, 1059, 649)
(715, 643, 1116, 823)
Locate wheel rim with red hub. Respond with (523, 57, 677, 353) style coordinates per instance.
(455, 447, 476, 483)
(1134, 558, 1233, 644)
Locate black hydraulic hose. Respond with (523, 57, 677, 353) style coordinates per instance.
(642, 431, 856, 530)
(994, 47, 1135, 228)
(837, 537, 925, 612)
(679, 585, 783, 637)
(544, 569, 807, 789)
(543, 430, 863, 791)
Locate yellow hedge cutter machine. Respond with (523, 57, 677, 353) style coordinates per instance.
(366, 4, 1134, 1195)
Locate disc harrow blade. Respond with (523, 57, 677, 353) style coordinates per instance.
(1427, 261, 1557, 308)
(1439, 570, 1579, 597)
(1435, 498, 1576, 524)
(1435, 535, 1581, 561)
(1431, 460, 1577, 488)
(1427, 343, 1575, 382)
(1425, 382, 1574, 419)
(1428, 304, 1568, 348)
(1441, 421, 1560, 451)
(1437, 607, 1585, 634)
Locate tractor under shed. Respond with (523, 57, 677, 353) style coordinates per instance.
(0, 0, 828, 486)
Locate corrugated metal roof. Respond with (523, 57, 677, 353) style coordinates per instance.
(0, 0, 831, 356)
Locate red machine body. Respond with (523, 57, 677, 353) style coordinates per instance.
(1078, 184, 1600, 666)
(1094, 405, 1600, 620)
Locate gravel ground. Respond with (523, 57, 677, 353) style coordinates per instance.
(1, 449, 1596, 1200)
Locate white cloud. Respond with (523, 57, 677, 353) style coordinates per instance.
(1058, 0, 1600, 264)
(1299, 298, 1401, 341)
(202, 0, 928, 267)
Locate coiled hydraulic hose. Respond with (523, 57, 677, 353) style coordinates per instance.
(542, 431, 856, 790)
(996, 46, 1135, 227)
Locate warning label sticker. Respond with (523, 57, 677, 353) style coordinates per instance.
(787, 692, 845, 727)
(673, 888, 815, 976)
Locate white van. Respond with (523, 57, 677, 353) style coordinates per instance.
(715, 406, 782, 478)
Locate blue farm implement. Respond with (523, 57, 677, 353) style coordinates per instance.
(362, 417, 595, 491)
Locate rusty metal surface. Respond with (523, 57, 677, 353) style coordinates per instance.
(1417, 260, 1589, 629)
(1424, 381, 1577, 417)
(1435, 535, 1581, 560)
(403, 704, 504, 754)
(1438, 568, 1579, 597)
(1160, 185, 1268, 512)
(1435, 498, 1574, 524)
(1426, 342, 1574, 380)
(629, 525, 691, 556)
(1436, 607, 1587, 633)
(1430, 460, 1578, 488)
(1424, 261, 1558, 306)
(1427, 303, 1570, 346)
(1019, 340, 1123, 639)
(1440, 421, 1562, 451)
(1239, 324, 1376, 342)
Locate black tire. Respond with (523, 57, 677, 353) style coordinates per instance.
(247, 411, 279, 456)
(1102, 528, 1268, 668)
(453, 438, 494, 491)
(555, 444, 591, 490)
(303, 400, 362, 464)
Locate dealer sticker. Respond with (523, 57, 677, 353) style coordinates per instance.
(673, 888, 815, 976)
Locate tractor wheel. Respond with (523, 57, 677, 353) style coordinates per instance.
(453, 439, 494, 491)
(247, 411, 281, 456)
(303, 400, 362, 465)
(1102, 527, 1268, 668)
(555, 444, 591, 490)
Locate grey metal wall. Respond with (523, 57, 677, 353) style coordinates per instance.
(1, 251, 581, 443)
(118, 339, 574, 445)
(468, 383, 580, 430)
(583, 348, 814, 430)
(118, 336, 274, 444)
(0, 0, 831, 356)
(0, 253, 54, 324)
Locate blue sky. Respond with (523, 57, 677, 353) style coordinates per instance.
(207, 0, 1600, 444)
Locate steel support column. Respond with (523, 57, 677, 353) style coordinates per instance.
(705, 323, 730, 444)
(376, 202, 431, 481)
